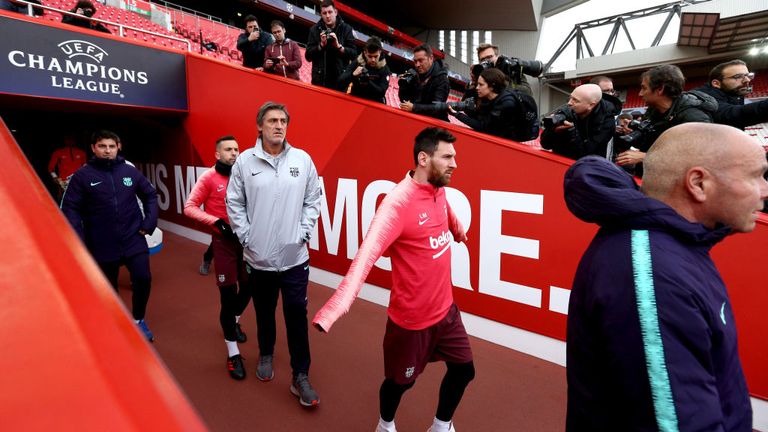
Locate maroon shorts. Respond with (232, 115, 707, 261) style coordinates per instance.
(211, 234, 246, 287)
(383, 303, 473, 384)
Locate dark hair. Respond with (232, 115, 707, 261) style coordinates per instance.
(479, 68, 508, 94)
(320, 0, 336, 9)
(91, 129, 120, 144)
(413, 43, 433, 58)
(413, 127, 456, 166)
(618, 113, 633, 121)
(365, 37, 383, 53)
(270, 20, 285, 30)
(257, 101, 290, 127)
(708, 59, 747, 82)
(244, 15, 257, 25)
(72, 0, 94, 11)
(476, 43, 498, 57)
(641, 64, 685, 98)
(216, 135, 237, 149)
(589, 75, 612, 85)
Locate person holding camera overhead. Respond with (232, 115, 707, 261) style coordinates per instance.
(263, 20, 302, 81)
(62, 0, 110, 34)
(449, 68, 535, 142)
(540, 83, 619, 160)
(398, 44, 450, 121)
(474, 43, 543, 97)
(337, 37, 390, 103)
(306, 0, 357, 90)
(237, 15, 274, 69)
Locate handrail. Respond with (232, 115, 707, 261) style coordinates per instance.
(11, 0, 191, 51)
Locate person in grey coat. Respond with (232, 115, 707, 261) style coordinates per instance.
(226, 101, 322, 408)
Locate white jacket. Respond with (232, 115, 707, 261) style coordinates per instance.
(226, 139, 321, 271)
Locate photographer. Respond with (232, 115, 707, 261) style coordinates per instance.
(694, 59, 768, 130)
(541, 83, 618, 160)
(449, 68, 535, 142)
(398, 44, 450, 121)
(337, 37, 390, 103)
(615, 64, 716, 170)
(475, 43, 543, 97)
(62, 0, 110, 34)
(237, 15, 274, 69)
(263, 20, 302, 81)
(305, 0, 357, 90)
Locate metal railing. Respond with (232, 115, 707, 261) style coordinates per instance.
(10, 0, 191, 51)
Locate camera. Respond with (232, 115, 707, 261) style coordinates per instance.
(82, 7, 95, 17)
(617, 120, 654, 147)
(542, 106, 576, 129)
(473, 56, 544, 84)
(433, 97, 476, 113)
(358, 67, 370, 81)
(471, 60, 494, 78)
(398, 69, 418, 88)
(322, 28, 334, 39)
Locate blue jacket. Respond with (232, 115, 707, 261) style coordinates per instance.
(62, 156, 157, 262)
(563, 156, 752, 431)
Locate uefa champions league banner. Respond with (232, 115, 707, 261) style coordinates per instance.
(0, 15, 188, 111)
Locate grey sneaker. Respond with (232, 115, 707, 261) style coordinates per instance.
(256, 355, 274, 381)
(199, 260, 211, 275)
(290, 373, 319, 407)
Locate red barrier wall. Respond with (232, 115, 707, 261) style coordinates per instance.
(0, 118, 208, 430)
(138, 55, 767, 399)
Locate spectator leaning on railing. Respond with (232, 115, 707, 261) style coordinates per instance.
(237, 15, 274, 69)
(305, 0, 356, 90)
(337, 36, 390, 103)
(263, 20, 302, 81)
(694, 59, 768, 130)
(62, 0, 110, 34)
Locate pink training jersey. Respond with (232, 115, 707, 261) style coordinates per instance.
(313, 172, 465, 332)
(183, 167, 231, 226)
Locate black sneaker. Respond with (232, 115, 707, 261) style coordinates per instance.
(235, 323, 247, 343)
(199, 260, 211, 275)
(256, 355, 274, 381)
(227, 354, 246, 380)
(290, 373, 319, 407)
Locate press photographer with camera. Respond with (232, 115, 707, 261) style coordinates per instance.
(694, 59, 768, 130)
(237, 15, 274, 69)
(448, 68, 539, 142)
(306, 0, 357, 90)
(540, 83, 619, 160)
(398, 44, 450, 121)
(615, 64, 716, 170)
(263, 20, 302, 81)
(62, 0, 110, 34)
(474, 44, 543, 97)
(337, 37, 390, 103)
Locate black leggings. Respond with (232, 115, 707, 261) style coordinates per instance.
(218, 282, 252, 341)
(379, 361, 475, 422)
(203, 242, 214, 262)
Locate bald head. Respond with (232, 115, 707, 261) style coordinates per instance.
(568, 84, 603, 118)
(642, 123, 768, 232)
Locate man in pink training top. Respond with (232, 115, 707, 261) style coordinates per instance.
(184, 135, 252, 380)
(313, 127, 473, 432)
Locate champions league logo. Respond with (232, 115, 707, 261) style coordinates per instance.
(58, 40, 109, 63)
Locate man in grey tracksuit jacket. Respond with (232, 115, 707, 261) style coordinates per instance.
(226, 102, 322, 406)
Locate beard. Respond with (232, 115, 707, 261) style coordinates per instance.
(427, 163, 451, 188)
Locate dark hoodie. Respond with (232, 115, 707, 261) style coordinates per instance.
(237, 28, 274, 69)
(62, 155, 158, 262)
(397, 59, 450, 121)
(563, 156, 752, 432)
(337, 53, 390, 103)
(305, 15, 357, 89)
(541, 97, 620, 159)
(453, 89, 529, 142)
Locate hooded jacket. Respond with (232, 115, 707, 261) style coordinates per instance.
(563, 156, 752, 432)
(639, 90, 717, 151)
(226, 139, 322, 271)
(541, 98, 620, 159)
(694, 84, 768, 130)
(305, 16, 357, 89)
(453, 89, 530, 142)
(61, 155, 158, 262)
(237, 29, 274, 69)
(398, 59, 450, 121)
(337, 53, 390, 103)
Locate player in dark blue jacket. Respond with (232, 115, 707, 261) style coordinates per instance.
(61, 130, 158, 342)
(563, 123, 767, 431)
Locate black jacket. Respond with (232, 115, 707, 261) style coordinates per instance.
(237, 29, 274, 69)
(337, 54, 390, 103)
(694, 84, 768, 130)
(305, 16, 357, 89)
(62, 13, 111, 34)
(639, 90, 717, 151)
(398, 59, 450, 121)
(453, 89, 530, 142)
(541, 98, 619, 160)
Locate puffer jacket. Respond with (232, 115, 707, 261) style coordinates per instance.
(337, 53, 390, 103)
